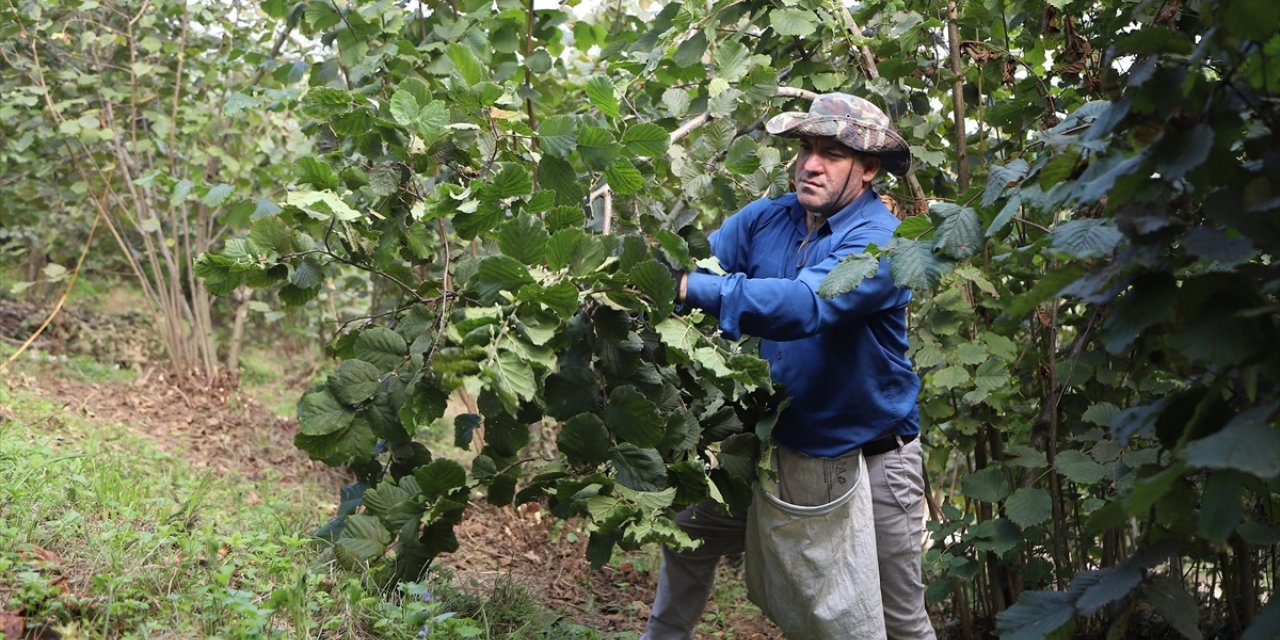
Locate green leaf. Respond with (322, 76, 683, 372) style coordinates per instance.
(492, 350, 538, 407)
(1005, 488, 1052, 528)
(771, 8, 817, 37)
(603, 385, 665, 448)
(1101, 275, 1177, 353)
(294, 157, 340, 190)
(354, 327, 408, 371)
(369, 162, 402, 197)
(584, 76, 621, 119)
(1198, 472, 1242, 542)
(300, 87, 354, 118)
(1144, 576, 1203, 640)
(629, 259, 676, 318)
(1055, 449, 1109, 484)
(714, 40, 750, 82)
(1154, 123, 1213, 180)
(724, 136, 760, 175)
(931, 365, 970, 389)
(932, 203, 984, 260)
(298, 389, 356, 436)
(327, 359, 382, 406)
(672, 31, 707, 68)
(414, 458, 468, 502)
(389, 89, 419, 126)
(445, 43, 485, 85)
(960, 465, 1009, 502)
(987, 195, 1022, 239)
(498, 213, 549, 265)
(890, 239, 947, 292)
(609, 443, 667, 491)
(1051, 219, 1123, 259)
(604, 158, 645, 195)
(335, 514, 390, 568)
(662, 87, 692, 117)
(558, 413, 612, 467)
(471, 255, 535, 303)
(818, 253, 880, 299)
(538, 156, 585, 206)
(539, 115, 579, 157)
(1183, 403, 1280, 480)
(285, 190, 361, 222)
(488, 163, 533, 200)
(363, 477, 421, 530)
(416, 100, 451, 145)
(983, 159, 1029, 207)
(622, 123, 669, 157)
(578, 127, 620, 171)
(994, 591, 1075, 640)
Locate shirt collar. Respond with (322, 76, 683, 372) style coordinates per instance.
(792, 188, 882, 237)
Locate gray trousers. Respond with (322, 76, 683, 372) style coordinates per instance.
(643, 439, 936, 640)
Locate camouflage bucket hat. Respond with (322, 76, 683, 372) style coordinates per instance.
(765, 93, 911, 176)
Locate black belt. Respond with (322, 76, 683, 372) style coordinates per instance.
(862, 433, 917, 457)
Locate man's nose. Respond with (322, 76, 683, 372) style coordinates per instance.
(801, 152, 824, 174)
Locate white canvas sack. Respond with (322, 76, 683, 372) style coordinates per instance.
(745, 445, 886, 639)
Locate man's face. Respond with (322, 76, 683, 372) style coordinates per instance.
(794, 136, 880, 216)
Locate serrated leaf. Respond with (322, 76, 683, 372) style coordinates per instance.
(1055, 449, 1109, 484)
(538, 156, 585, 206)
(1183, 403, 1280, 480)
(488, 163, 532, 200)
(890, 239, 947, 292)
(498, 213, 549, 265)
(539, 115, 579, 157)
(294, 156, 340, 190)
(610, 443, 667, 491)
(932, 204, 984, 260)
(546, 228, 585, 271)
(1005, 488, 1051, 528)
(285, 190, 361, 222)
(1076, 564, 1142, 615)
(714, 40, 750, 82)
(662, 87, 691, 117)
(1081, 402, 1120, 426)
(622, 123, 669, 157)
(672, 31, 707, 68)
(771, 8, 817, 37)
(354, 327, 408, 371)
(724, 136, 760, 175)
(818, 252, 879, 299)
(416, 100, 450, 145)
(300, 87, 354, 118)
(389, 89, 419, 126)
(363, 477, 421, 530)
(298, 389, 356, 436)
(584, 76, 621, 119)
(445, 43, 485, 85)
(960, 465, 1009, 502)
(987, 195, 1022, 239)
(983, 159, 1029, 208)
(604, 158, 645, 195)
(604, 385, 665, 448)
(471, 255, 534, 303)
(369, 162, 402, 197)
(994, 591, 1075, 640)
(1145, 576, 1203, 640)
(558, 413, 612, 467)
(630, 260, 676, 317)
(1051, 219, 1124, 259)
(414, 458, 468, 502)
(578, 126, 620, 171)
(493, 350, 538, 406)
(327, 359, 382, 406)
(1154, 123, 1213, 180)
(335, 514, 390, 567)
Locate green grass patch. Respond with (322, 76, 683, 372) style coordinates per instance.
(0, 376, 613, 639)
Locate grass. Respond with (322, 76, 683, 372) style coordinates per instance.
(0, 366, 604, 639)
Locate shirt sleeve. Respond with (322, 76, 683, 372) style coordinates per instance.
(685, 221, 903, 341)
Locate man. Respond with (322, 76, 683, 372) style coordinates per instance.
(644, 93, 935, 640)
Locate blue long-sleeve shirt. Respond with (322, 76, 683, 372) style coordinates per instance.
(684, 189, 920, 457)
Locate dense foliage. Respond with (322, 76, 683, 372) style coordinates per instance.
(182, 0, 1277, 637)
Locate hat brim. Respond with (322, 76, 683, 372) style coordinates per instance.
(766, 112, 912, 176)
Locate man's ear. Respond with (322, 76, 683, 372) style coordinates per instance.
(860, 155, 881, 184)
